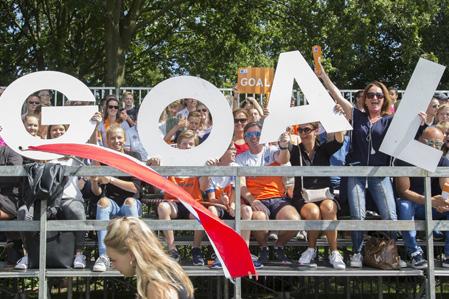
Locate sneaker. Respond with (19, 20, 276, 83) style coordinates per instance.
(253, 259, 264, 269)
(192, 247, 204, 266)
(73, 254, 86, 269)
(442, 256, 449, 268)
(273, 246, 291, 264)
(93, 255, 110, 272)
(350, 253, 363, 268)
(329, 250, 346, 270)
(399, 258, 407, 268)
(410, 251, 427, 269)
(210, 259, 222, 269)
(258, 247, 270, 264)
(268, 232, 278, 241)
(169, 249, 180, 262)
(295, 231, 307, 240)
(298, 248, 317, 267)
(15, 256, 28, 270)
(434, 230, 445, 241)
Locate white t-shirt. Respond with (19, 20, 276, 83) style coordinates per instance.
(235, 145, 278, 167)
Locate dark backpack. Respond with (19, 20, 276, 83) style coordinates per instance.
(23, 163, 68, 219)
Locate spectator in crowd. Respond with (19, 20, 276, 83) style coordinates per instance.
(233, 109, 249, 155)
(196, 102, 212, 143)
(154, 130, 206, 265)
(388, 87, 399, 114)
(105, 217, 194, 299)
(176, 98, 197, 119)
(38, 89, 52, 107)
(354, 90, 365, 113)
(164, 111, 201, 145)
(121, 92, 138, 127)
(436, 104, 449, 124)
(118, 108, 147, 160)
(434, 92, 449, 106)
(425, 98, 440, 125)
(437, 121, 449, 158)
(0, 144, 22, 266)
(248, 107, 262, 123)
(21, 94, 41, 121)
(23, 115, 41, 138)
(199, 143, 263, 269)
(318, 60, 399, 268)
(91, 125, 142, 272)
(16, 124, 88, 270)
(97, 96, 121, 146)
(395, 127, 449, 269)
(290, 121, 346, 270)
(240, 97, 264, 118)
(235, 122, 300, 264)
(159, 100, 182, 136)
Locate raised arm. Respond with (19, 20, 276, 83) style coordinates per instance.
(317, 59, 353, 120)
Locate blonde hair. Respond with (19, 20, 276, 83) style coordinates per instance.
(105, 217, 194, 299)
(106, 125, 126, 142)
(176, 129, 199, 146)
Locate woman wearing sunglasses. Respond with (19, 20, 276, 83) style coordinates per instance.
(233, 109, 250, 154)
(318, 60, 399, 268)
(290, 122, 346, 269)
(97, 97, 121, 147)
(196, 102, 213, 143)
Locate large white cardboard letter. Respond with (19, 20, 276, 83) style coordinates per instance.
(0, 71, 98, 160)
(259, 51, 352, 144)
(379, 58, 446, 172)
(137, 76, 234, 166)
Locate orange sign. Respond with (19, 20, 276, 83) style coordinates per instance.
(237, 67, 274, 94)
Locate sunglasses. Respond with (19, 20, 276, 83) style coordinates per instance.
(108, 105, 119, 109)
(28, 101, 40, 105)
(366, 92, 385, 100)
(423, 138, 443, 149)
(244, 131, 261, 139)
(198, 108, 208, 112)
(234, 118, 247, 124)
(298, 127, 313, 134)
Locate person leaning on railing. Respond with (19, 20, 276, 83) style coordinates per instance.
(289, 121, 346, 270)
(317, 58, 400, 268)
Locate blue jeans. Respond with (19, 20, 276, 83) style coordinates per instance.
(347, 176, 397, 253)
(96, 198, 142, 256)
(398, 198, 449, 257)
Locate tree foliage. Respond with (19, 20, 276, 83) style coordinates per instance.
(0, 0, 448, 89)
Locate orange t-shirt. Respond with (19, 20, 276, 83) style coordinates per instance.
(164, 177, 203, 202)
(245, 161, 285, 200)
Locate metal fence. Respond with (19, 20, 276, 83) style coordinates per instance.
(0, 165, 449, 298)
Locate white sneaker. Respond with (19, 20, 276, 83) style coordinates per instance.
(298, 248, 317, 267)
(350, 253, 363, 268)
(15, 256, 28, 270)
(93, 255, 110, 272)
(73, 254, 87, 269)
(399, 257, 407, 268)
(329, 250, 346, 270)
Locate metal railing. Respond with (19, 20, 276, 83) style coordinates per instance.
(0, 165, 448, 299)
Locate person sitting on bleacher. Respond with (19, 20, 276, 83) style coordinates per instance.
(290, 122, 346, 270)
(199, 143, 263, 269)
(395, 126, 449, 269)
(16, 124, 89, 270)
(235, 122, 300, 265)
(91, 125, 142, 272)
(153, 130, 207, 266)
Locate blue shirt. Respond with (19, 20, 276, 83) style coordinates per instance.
(346, 109, 393, 166)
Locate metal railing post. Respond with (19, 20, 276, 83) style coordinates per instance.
(38, 200, 48, 299)
(234, 171, 242, 299)
(424, 175, 436, 299)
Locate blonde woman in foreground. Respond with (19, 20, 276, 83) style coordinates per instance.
(104, 217, 194, 299)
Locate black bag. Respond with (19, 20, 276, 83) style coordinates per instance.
(23, 163, 68, 219)
(26, 231, 76, 269)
